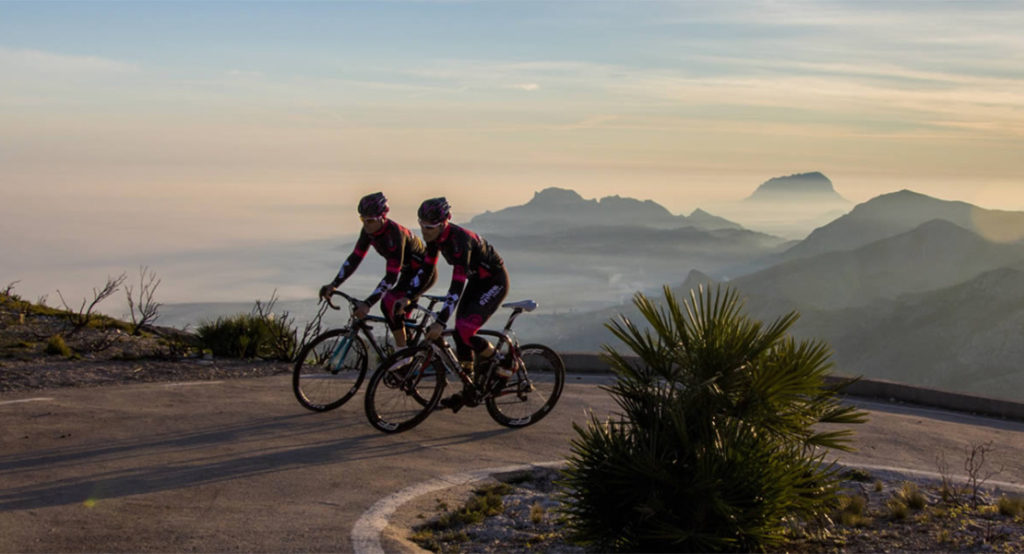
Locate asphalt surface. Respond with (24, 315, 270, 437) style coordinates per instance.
(2, 374, 1023, 553)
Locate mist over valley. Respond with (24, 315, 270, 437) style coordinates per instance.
(11, 172, 1024, 402)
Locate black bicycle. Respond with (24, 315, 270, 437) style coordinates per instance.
(291, 290, 443, 412)
(363, 299, 565, 433)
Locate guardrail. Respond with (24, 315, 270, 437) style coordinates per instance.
(560, 352, 1024, 422)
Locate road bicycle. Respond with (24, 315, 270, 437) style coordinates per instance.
(363, 298, 565, 433)
(291, 290, 444, 412)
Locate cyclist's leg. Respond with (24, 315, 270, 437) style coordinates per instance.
(455, 267, 508, 372)
(436, 268, 508, 412)
(381, 290, 408, 347)
(388, 266, 437, 347)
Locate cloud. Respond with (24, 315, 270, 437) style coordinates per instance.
(0, 47, 138, 74)
(512, 83, 540, 91)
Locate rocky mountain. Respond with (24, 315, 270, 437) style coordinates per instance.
(528, 220, 1024, 379)
(744, 171, 849, 203)
(727, 219, 1024, 312)
(712, 171, 851, 239)
(466, 187, 743, 236)
(791, 266, 1024, 398)
(784, 190, 1024, 261)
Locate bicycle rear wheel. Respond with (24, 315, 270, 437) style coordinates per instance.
(486, 344, 565, 428)
(292, 328, 368, 412)
(364, 345, 446, 433)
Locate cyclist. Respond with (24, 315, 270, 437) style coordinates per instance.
(320, 192, 436, 348)
(397, 197, 510, 412)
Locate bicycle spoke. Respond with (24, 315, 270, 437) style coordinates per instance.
(293, 328, 367, 412)
(365, 346, 444, 433)
(486, 344, 564, 427)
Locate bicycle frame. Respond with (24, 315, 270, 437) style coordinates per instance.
(324, 291, 445, 366)
(415, 300, 538, 403)
(363, 297, 563, 432)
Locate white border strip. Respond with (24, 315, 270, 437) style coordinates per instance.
(0, 397, 54, 406)
(351, 461, 565, 554)
(850, 463, 1024, 493)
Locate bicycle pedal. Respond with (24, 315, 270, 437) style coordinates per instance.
(439, 394, 464, 413)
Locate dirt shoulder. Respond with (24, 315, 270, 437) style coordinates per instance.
(0, 357, 292, 393)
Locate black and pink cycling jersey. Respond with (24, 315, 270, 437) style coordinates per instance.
(407, 223, 507, 361)
(333, 219, 429, 308)
(408, 223, 504, 325)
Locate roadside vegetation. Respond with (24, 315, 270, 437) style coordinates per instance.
(2, 275, 323, 363)
(416, 463, 1024, 553)
(560, 284, 868, 552)
(2, 277, 176, 361)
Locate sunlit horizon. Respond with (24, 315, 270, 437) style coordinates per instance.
(3, 1, 1023, 303)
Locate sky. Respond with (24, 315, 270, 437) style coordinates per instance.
(3, 0, 1024, 302)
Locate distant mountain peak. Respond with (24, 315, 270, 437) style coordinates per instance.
(745, 171, 848, 203)
(527, 187, 588, 205)
(467, 187, 744, 234)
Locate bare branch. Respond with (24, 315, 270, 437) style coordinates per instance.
(57, 273, 128, 335)
(2, 280, 19, 297)
(964, 441, 1001, 508)
(126, 265, 162, 335)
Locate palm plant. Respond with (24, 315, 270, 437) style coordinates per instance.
(560, 285, 867, 552)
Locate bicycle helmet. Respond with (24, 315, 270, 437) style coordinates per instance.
(358, 192, 389, 217)
(417, 197, 452, 225)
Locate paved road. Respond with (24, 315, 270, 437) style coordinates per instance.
(2, 374, 1023, 553)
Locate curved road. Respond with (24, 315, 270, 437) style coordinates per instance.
(1, 374, 1023, 552)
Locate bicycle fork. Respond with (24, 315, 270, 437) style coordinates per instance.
(328, 333, 356, 374)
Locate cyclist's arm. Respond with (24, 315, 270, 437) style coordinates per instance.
(331, 232, 371, 287)
(364, 243, 403, 306)
(404, 242, 439, 308)
(436, 240, 470, 326)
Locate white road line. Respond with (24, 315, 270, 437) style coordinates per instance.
(161, 381, 225, 387)
(850, 463, 1024, 493)
(0, 397, 54, 406)
(351, 461, 565, 554)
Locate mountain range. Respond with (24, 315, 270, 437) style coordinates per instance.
(783, 189, 1024, 261)
(148, 175, 1023, 401)
(514, 189, 1024, 402)
(466, 187, 742, 236)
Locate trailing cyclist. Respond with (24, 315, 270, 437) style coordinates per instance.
(320, 192, 437, 348)
(396, 197, 512, 412)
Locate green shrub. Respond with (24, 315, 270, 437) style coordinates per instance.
(45, 335, 72, 357)
(838, 494, 871, 527)
(899, 482, 927, 510)
(196, 312, 294, 360)
(998, 495, 1024, 517)
(887, 498, 909, 520)
(560, 285, 867, 553)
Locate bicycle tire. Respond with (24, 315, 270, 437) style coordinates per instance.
(364, 345, 446, 433)
(292, 327, 368, 412)
(486, 344, 565, 428)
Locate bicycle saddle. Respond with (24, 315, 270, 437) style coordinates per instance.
(502, 300, 537, 312)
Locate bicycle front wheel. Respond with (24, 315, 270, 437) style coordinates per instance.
(364, 345, 446, 433)
(486, 344, 565, 428)
(292, 328, 368, 412)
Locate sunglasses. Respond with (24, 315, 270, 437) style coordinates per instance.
(419, 220, 443, 229)
(360, 216, 383, 223)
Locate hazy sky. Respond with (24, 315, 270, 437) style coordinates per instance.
(3, 0, 1024, 291)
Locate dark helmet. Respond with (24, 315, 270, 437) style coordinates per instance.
(418, 197, 452, 225)
(358, 192, 389, 217)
